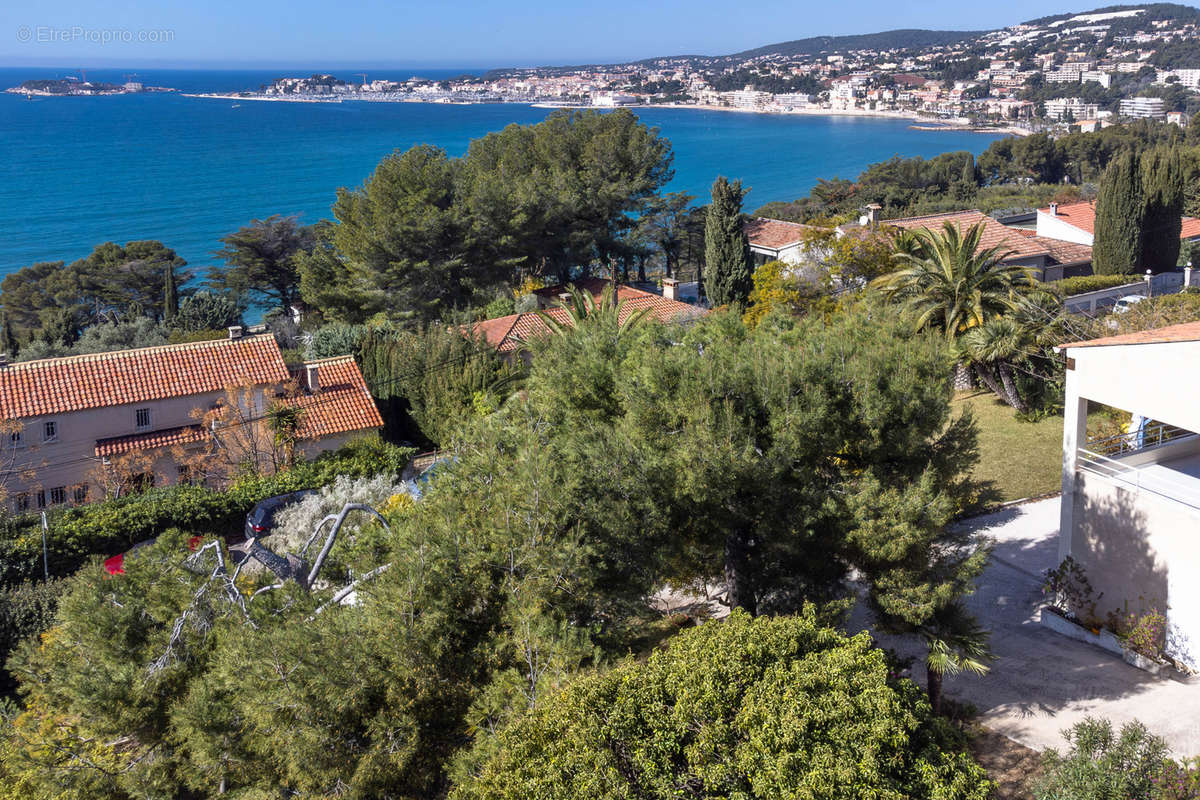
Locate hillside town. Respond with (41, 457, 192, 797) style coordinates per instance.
(216, 5, 1200, 133)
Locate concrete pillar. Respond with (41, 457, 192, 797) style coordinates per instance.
(1058, 359, 1089, 564)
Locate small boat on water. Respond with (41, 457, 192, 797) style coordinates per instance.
(231, 103, 241, 108)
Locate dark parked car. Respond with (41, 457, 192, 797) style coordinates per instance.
(244, 490, 317, 539)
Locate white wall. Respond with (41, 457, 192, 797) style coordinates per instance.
(1036, 210, 1094, 245)
(1070, 341, 1200, 433)
(1069, 473, 1200, 670)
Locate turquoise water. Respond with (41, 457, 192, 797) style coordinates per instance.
(0, 67, 1004, 279)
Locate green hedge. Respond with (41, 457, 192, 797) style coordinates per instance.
(1051, 274, 1141, 296)
(0, 577, 68, 695)
(0, 438, 413, 587)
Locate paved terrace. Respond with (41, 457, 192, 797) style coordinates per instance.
(889, 498, 1200, 757)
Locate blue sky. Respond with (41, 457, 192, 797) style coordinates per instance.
(0, 0, 1151, 69)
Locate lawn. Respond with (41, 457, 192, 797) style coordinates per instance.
(951, 390, 1065, 503)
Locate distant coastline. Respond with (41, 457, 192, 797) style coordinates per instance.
(182, 92, 1026, 136)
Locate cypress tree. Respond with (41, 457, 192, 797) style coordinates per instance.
(1140, 147, 1183, 272)
(1092, 150, 1144, 275)
(0, 314, 18, 358)
(163, 263, 179, 322)
(703, 176, 753, 306)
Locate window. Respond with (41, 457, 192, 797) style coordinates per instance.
(128, 473, 155, 494)
(13, 494, 29, 513)
(177, 464, 192, 485)
(42, 420, 57, 442)
(35, 490, 46, 509)
(9, 429, 23, 448)
(72, 484, 89, 504)
(135, 407, 152, 431)
(49, 486, 66, 505)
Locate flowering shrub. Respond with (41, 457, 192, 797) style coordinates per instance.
(272, 473, 416, 554)
(1120, 607, 1168, 661)
(1156, 758, 1200, 799)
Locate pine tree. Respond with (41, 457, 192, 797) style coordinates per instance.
(1093, 150, 1145, 276)
(1140, 147, 1183, 273)
(703, 176, 753, 306)
(163, 263, 179, 323)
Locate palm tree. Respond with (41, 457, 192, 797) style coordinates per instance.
(959, 318, 1032, 412)
(871, 221, 1034, 341)
(959, 289, 1072, 412)
(534, 283, 651, 340)
(919, 602, 993, 716)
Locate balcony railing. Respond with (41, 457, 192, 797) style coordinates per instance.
(1084, 422, 1196, 457)
(1077, 447, 1200, 512)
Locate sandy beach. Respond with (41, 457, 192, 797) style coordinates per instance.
(181, 92, 1028, 136)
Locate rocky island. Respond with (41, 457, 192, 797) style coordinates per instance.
(7, 78, 176, 96)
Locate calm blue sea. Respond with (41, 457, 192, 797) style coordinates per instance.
(0, 67, 1005, 283)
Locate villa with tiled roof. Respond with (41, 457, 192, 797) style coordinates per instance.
(743, 218, 825, 267)
(1036, 200, 1200, 252)
(476, 279, 706, 356)
(0, 330, 381, 512)
(873, 209, 1094, 281)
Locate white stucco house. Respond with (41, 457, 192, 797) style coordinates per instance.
(1058, 321, 1200, 670)
(743, 218, 825, 268)
(1037, 200, 1200, 248)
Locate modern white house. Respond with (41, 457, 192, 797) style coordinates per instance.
(1058, 321, 1200, 670)
(1036, 200, 1200, 248)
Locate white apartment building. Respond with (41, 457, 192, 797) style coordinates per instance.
(1119, 96, 1166, 119)
(1157, 69, 1200, 90)
(1045, 97, 1101, 121)
(774, 93, 811, 107)
(726, 88, 773, 110)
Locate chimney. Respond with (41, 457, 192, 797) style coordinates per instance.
(0, 353, 7, 368)
(1049, 202, 1058, 217)
(305, 363, 320, 394)
(662, 277, 680, 301)
(227, 325, 243, 340)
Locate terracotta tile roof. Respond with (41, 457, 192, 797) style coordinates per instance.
(743, 217, 817, 250)
(1060, 320, 1200, 350)
(94, 424, 209, 458)
(0, 335, 289, 421)
(477, 282, 706, 354)
(1041, 200, 1200, 241)
(1037, 237, 1093, 265)
(1040, 201, 1097, 235)
(886, 210, 1052, 260)
(285, 356, 384, 439)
